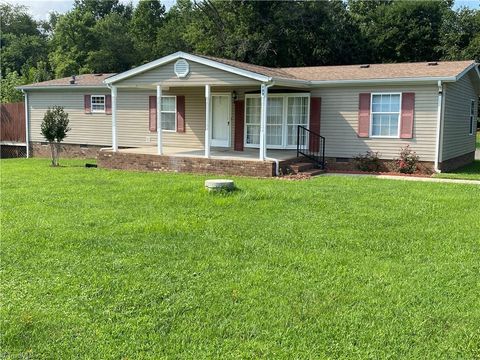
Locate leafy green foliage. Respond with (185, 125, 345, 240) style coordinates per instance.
(395, 145, 420, 174)
(1, 159, 480, 358)
(0, 71, 24, 103)
(130, 0, 165, 64)
(40, 106, 71, 166)
(2, 0, 479, 87)
(354, 151, 382, 172)
(435, 160, 480, 180)
(438, 8, 480, 61)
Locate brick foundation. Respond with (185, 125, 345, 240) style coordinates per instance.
(324, 157, 435, 174)
(97, 150, 276, 177)
(439, 151, 475, 172)
(31, 142, 108, 159)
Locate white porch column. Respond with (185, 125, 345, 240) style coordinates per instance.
(156, 85, 163, 155)
(259, 83, 268, 160)
(204, 84, 211, 158)
(111, 85, 118, 151)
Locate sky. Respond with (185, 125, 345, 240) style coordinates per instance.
(1, 0, 175, 20)
(2, 0, 479, 21)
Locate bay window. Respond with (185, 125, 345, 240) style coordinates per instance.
(245, 93, 310, 149)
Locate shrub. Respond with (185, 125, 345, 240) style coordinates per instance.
(395, 145, 419, 174)
(41, 106, 70, 167)
(354, 151, 381, 172)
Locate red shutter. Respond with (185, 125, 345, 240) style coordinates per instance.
(309, 97, 321, 151)
(400, 93, 415, 139)
(84, 95, 91, 114)
(149, 96, 157, 132)
(176, 95, 185, 132)
(358, 93, 371, 137)
(234, 100, 245, 151)
(105, 95, 112, 115)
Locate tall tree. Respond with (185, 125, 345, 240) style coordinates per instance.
(49, 9, 97, 76)
(349, 0, 449, 62)
(438, 7, 480, 61)
(156, 0, 194, 56)
(183, 0, 366, 67)
(130, 0, 166, 64)
(73, 0, 132, 20)
(0, 4, 49, 77)
(86, 12, 136, 73)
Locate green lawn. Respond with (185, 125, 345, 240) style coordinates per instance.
(1, 159, 480, 359)
(434, 160, 480, 181)
(477, 131, 480, 149)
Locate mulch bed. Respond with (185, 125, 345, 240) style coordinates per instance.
(326, 170, 433, 178)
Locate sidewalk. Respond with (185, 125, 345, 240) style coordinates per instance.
(323, 172, 480, 185)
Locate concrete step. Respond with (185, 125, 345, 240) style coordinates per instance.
(290, 162, 315, 173)
(301, 168, 325, 177)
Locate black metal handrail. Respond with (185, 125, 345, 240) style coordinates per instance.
(296, 125, 325, 169)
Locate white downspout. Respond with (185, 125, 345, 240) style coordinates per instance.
(434, 80, 444, 173)
(22, 90, 30, 158)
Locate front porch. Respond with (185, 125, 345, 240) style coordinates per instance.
(97, 146, 300, 177)
(101, 52, 322, 176)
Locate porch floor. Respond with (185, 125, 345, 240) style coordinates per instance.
(118, 146, 298, 161)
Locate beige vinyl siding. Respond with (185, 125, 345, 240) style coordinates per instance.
(117, 88, 205, 148)
(311, 84, 439, 161)
(442, 71, 478, 161)
(28, 89, 112, 146)
(116, 60, 260, 87)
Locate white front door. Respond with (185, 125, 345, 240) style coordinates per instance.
(211, 94, 231, 147)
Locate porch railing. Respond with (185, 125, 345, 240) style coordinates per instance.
(296, 125, 325, 169)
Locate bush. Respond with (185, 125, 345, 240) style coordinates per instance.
(354, 151, 381, 172)
(395, 145, 419, 174)
(41, 106, 70, 166)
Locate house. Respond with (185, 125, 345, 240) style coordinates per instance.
(18, 52, 479, 176)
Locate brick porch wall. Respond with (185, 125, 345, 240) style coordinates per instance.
(97, 150, 276, 177)
(31, 142, 107, 159)
(439, 151, 475, 172)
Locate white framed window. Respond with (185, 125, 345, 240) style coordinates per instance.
(244, 93, 310, 149)
(287, 96, 309, 146)
(91, 95, 105, 113)
(161, 96, 176, 131)
(469, 99, 476, 135)
(370, 93, 401, 138)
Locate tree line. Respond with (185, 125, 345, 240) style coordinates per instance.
(1, 0, 479, 103)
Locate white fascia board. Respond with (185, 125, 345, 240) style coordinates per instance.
(309, 76, 457, 87)
(455, 63, 479, 81)
(16, 85, 108, 90)
(273, 78, 310, 88)
(104, 51, 272, 84)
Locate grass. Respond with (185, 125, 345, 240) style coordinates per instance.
(434, 160, 480, 181)
(477, 131, 480, 149)
(1, 158, 480, 359)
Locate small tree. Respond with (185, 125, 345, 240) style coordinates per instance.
(40, 106, 70, 166)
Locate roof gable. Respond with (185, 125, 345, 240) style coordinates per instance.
(104, 52, 274, 85)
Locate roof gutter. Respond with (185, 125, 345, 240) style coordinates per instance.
(16, 85, 108, 90)
(309, 76, 457, 86)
